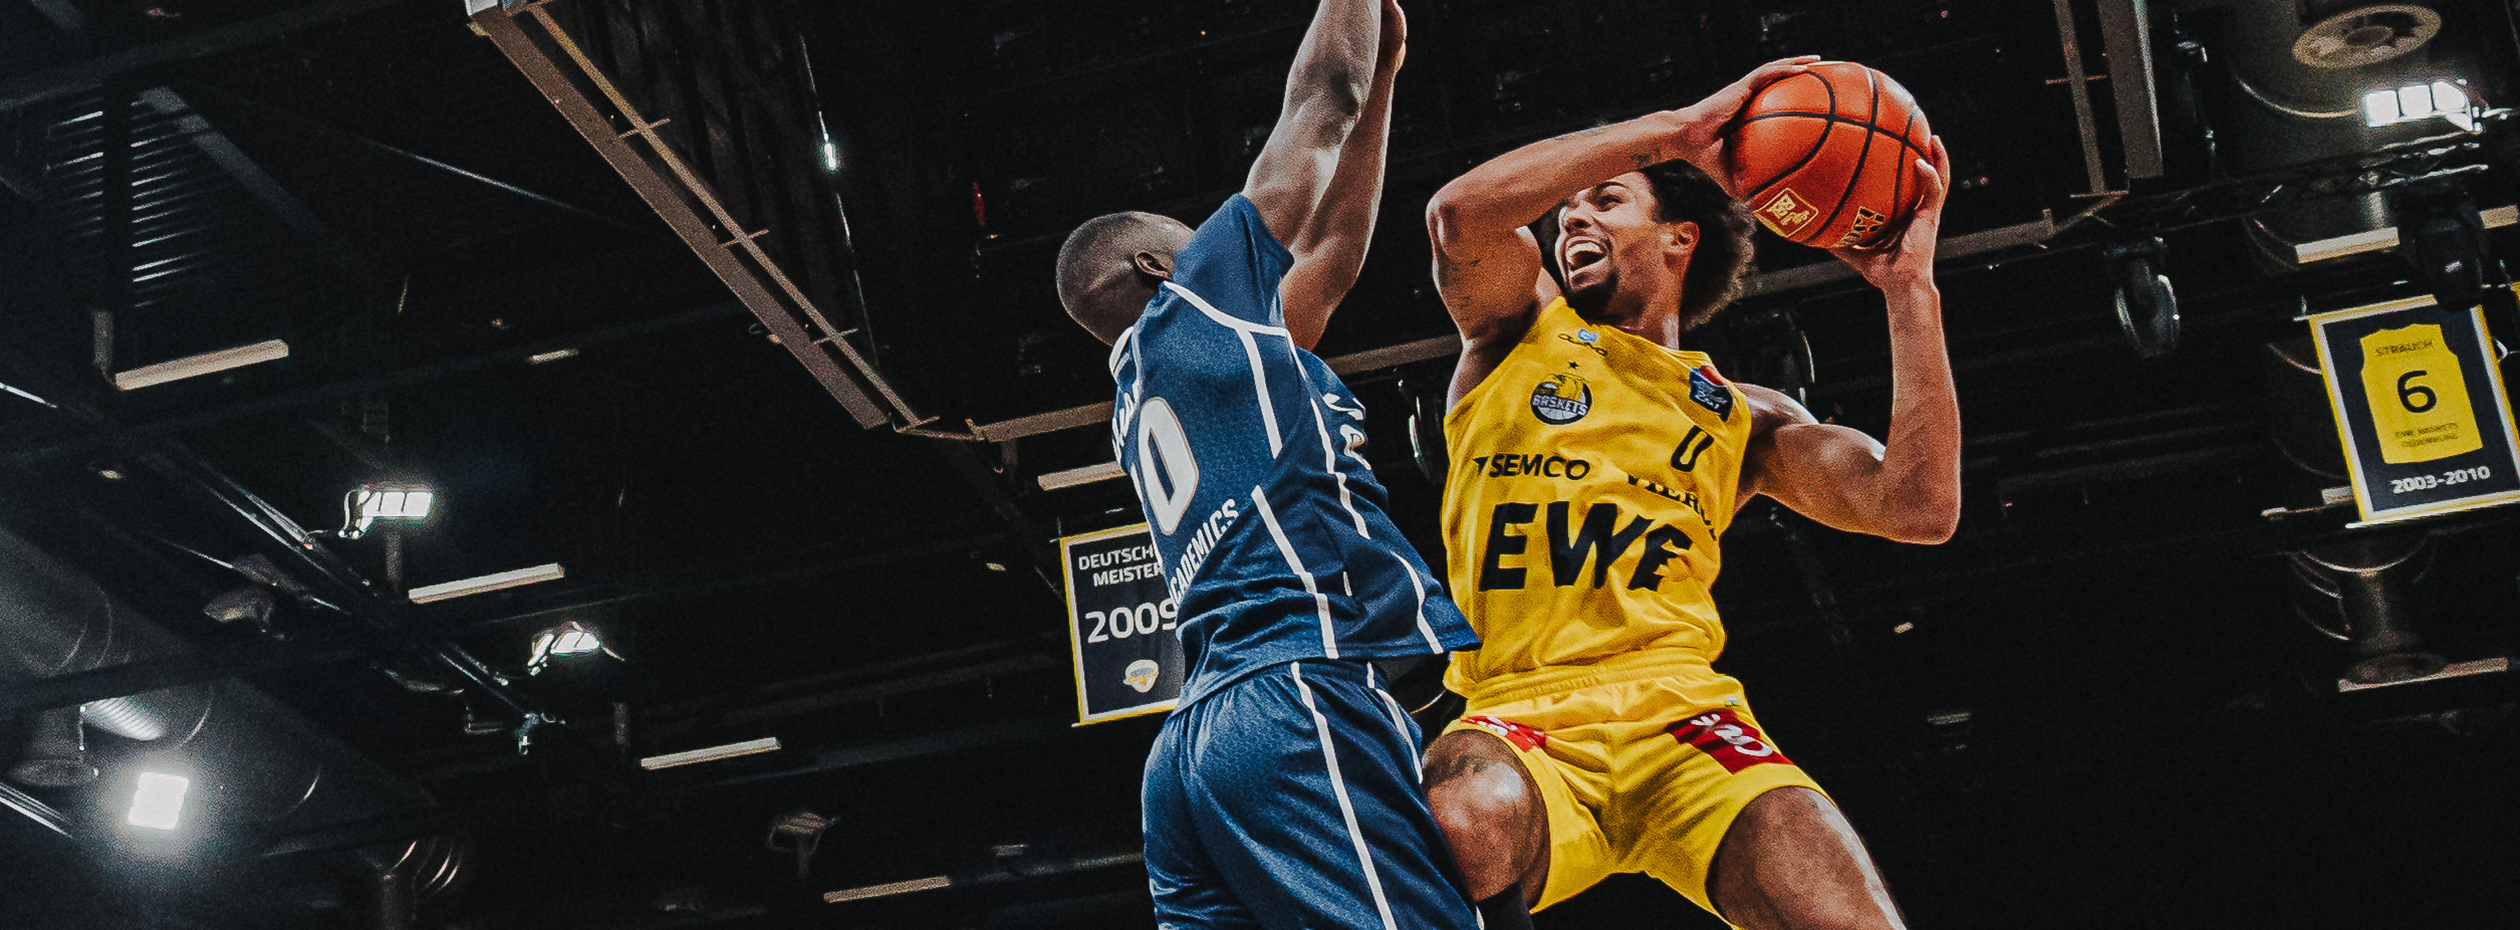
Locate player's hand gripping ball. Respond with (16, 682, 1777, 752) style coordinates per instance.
(1723, 61, 1933, 250)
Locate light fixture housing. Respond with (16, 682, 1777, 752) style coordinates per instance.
(344, 485, 436, 537)
(526, 619, 607, 674)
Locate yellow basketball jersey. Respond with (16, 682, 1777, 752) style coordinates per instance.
(1441, 298, 1752, 705)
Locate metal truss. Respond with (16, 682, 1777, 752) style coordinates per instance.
(468, 0, 919, 429)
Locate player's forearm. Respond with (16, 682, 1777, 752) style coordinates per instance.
(1282, 46, 1399, 347)
(1871, 282, 1962, 542)
(1427, 113, 1681, 248)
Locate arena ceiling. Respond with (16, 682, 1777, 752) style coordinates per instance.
(0, 1, 2516, 928)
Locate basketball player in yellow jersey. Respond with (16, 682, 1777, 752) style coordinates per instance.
(1417, 57, 1959, 930)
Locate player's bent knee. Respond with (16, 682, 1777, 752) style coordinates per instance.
(1423, 730, 1544, 900)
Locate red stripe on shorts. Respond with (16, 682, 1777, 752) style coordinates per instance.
(1462, 715, 1548, 751)
(1666, 708, 1792, 773)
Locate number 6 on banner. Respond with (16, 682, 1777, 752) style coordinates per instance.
(1135, 397, 1200, 533)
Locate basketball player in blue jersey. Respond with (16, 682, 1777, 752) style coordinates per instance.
(1055, 1, 1482, 927)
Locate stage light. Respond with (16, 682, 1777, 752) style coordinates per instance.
(111, 339, 290, 390)
(2363, 79, 2480, 131)
(408, 563, 565, 604)
(126, 772, 189, 830)
(341, 484, 435, 537)
(2394, 183, 2492, 312)
(526, 619, 606, 675)
(2104, 237, 2179, 359)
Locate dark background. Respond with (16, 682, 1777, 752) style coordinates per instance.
(0, 1, 2516, 928)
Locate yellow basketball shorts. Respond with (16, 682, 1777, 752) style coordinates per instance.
(1441, 672, 1823, 917)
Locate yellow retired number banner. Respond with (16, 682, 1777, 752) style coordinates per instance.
(2309, 295, 2520, 524)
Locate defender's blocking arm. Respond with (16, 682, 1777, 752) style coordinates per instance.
(1742, 138, 1962, 545)
(1278, 0, 1406, 350)
(1242, 0, 1381, 269)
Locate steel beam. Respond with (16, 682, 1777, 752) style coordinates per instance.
(0, 528, 1015, 714)
(0, 0, 415, 112)
(135, 86, 355, 269)
(0, 302, 743, 467)
(2095, 0, 2164, 179)
(911, 335, 1469, 445)
(2050, 0, 2115, 196)
(469, 2, 905, 428)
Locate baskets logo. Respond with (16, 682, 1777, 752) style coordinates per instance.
(1530, 374, 1593, 425)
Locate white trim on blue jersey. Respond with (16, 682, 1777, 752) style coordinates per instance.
(1250, 485, 1340, 659)
(1396, 557, 1441, 652)
(1290, 663, 1401, 930)
(1163, 282, 1286, 457)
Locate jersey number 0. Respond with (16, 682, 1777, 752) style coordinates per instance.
(1136, 397, 1201, 534)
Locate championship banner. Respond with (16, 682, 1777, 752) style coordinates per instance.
(2307, 295, 2520, 525)
(1060, 523, 1183, 724)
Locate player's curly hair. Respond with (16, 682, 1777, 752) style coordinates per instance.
(1639, 160, 1756, 333)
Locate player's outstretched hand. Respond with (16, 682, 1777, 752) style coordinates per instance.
(1665, 55, 1820, 197)
(1830, 135, 1951, 292)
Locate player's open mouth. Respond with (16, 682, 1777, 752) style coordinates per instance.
(1564, 237, 1607, 273)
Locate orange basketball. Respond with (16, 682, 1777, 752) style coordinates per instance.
(1724, 62, 1932, 250)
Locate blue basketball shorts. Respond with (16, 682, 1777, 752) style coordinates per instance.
(1142, 659, 1478, 930)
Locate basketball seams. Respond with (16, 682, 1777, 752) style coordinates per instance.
(1738, 112, 1934, 161)
(1879, 105, 1915, 249)
(1808, 66, 1880, 245)
(1738, 70, 1836, 209)
(1731, 63, 1931, 246)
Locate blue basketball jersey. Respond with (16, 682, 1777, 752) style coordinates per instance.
(1108, 195, 1478, 708)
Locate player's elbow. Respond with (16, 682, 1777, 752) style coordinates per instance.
(1294, 59, 1369, 127)
(1883, 498, 1959, 545)
(1425, 184, 1479, 250)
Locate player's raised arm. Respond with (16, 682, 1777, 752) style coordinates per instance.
(1742, 137, 1961, 545)
(1425, 56, 1816, 406)
(1242, 0, 1381, 266)
(1276, 0, 1403, 349)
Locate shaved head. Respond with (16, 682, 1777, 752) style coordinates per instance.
(1057, 211, 1194, 345)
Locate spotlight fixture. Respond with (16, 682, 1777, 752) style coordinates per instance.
(2394, 183, 2493, 313)
(526, 619, 609, 675)
(768, 810, 835, 878)
(340, 484, 435, 538)
(2105, 237, 2179, 359)
(2362, 79, 2482, 132)
(126, 772, 189, 831)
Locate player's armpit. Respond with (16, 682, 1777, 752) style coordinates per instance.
(1741, 389, 1958, 545)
